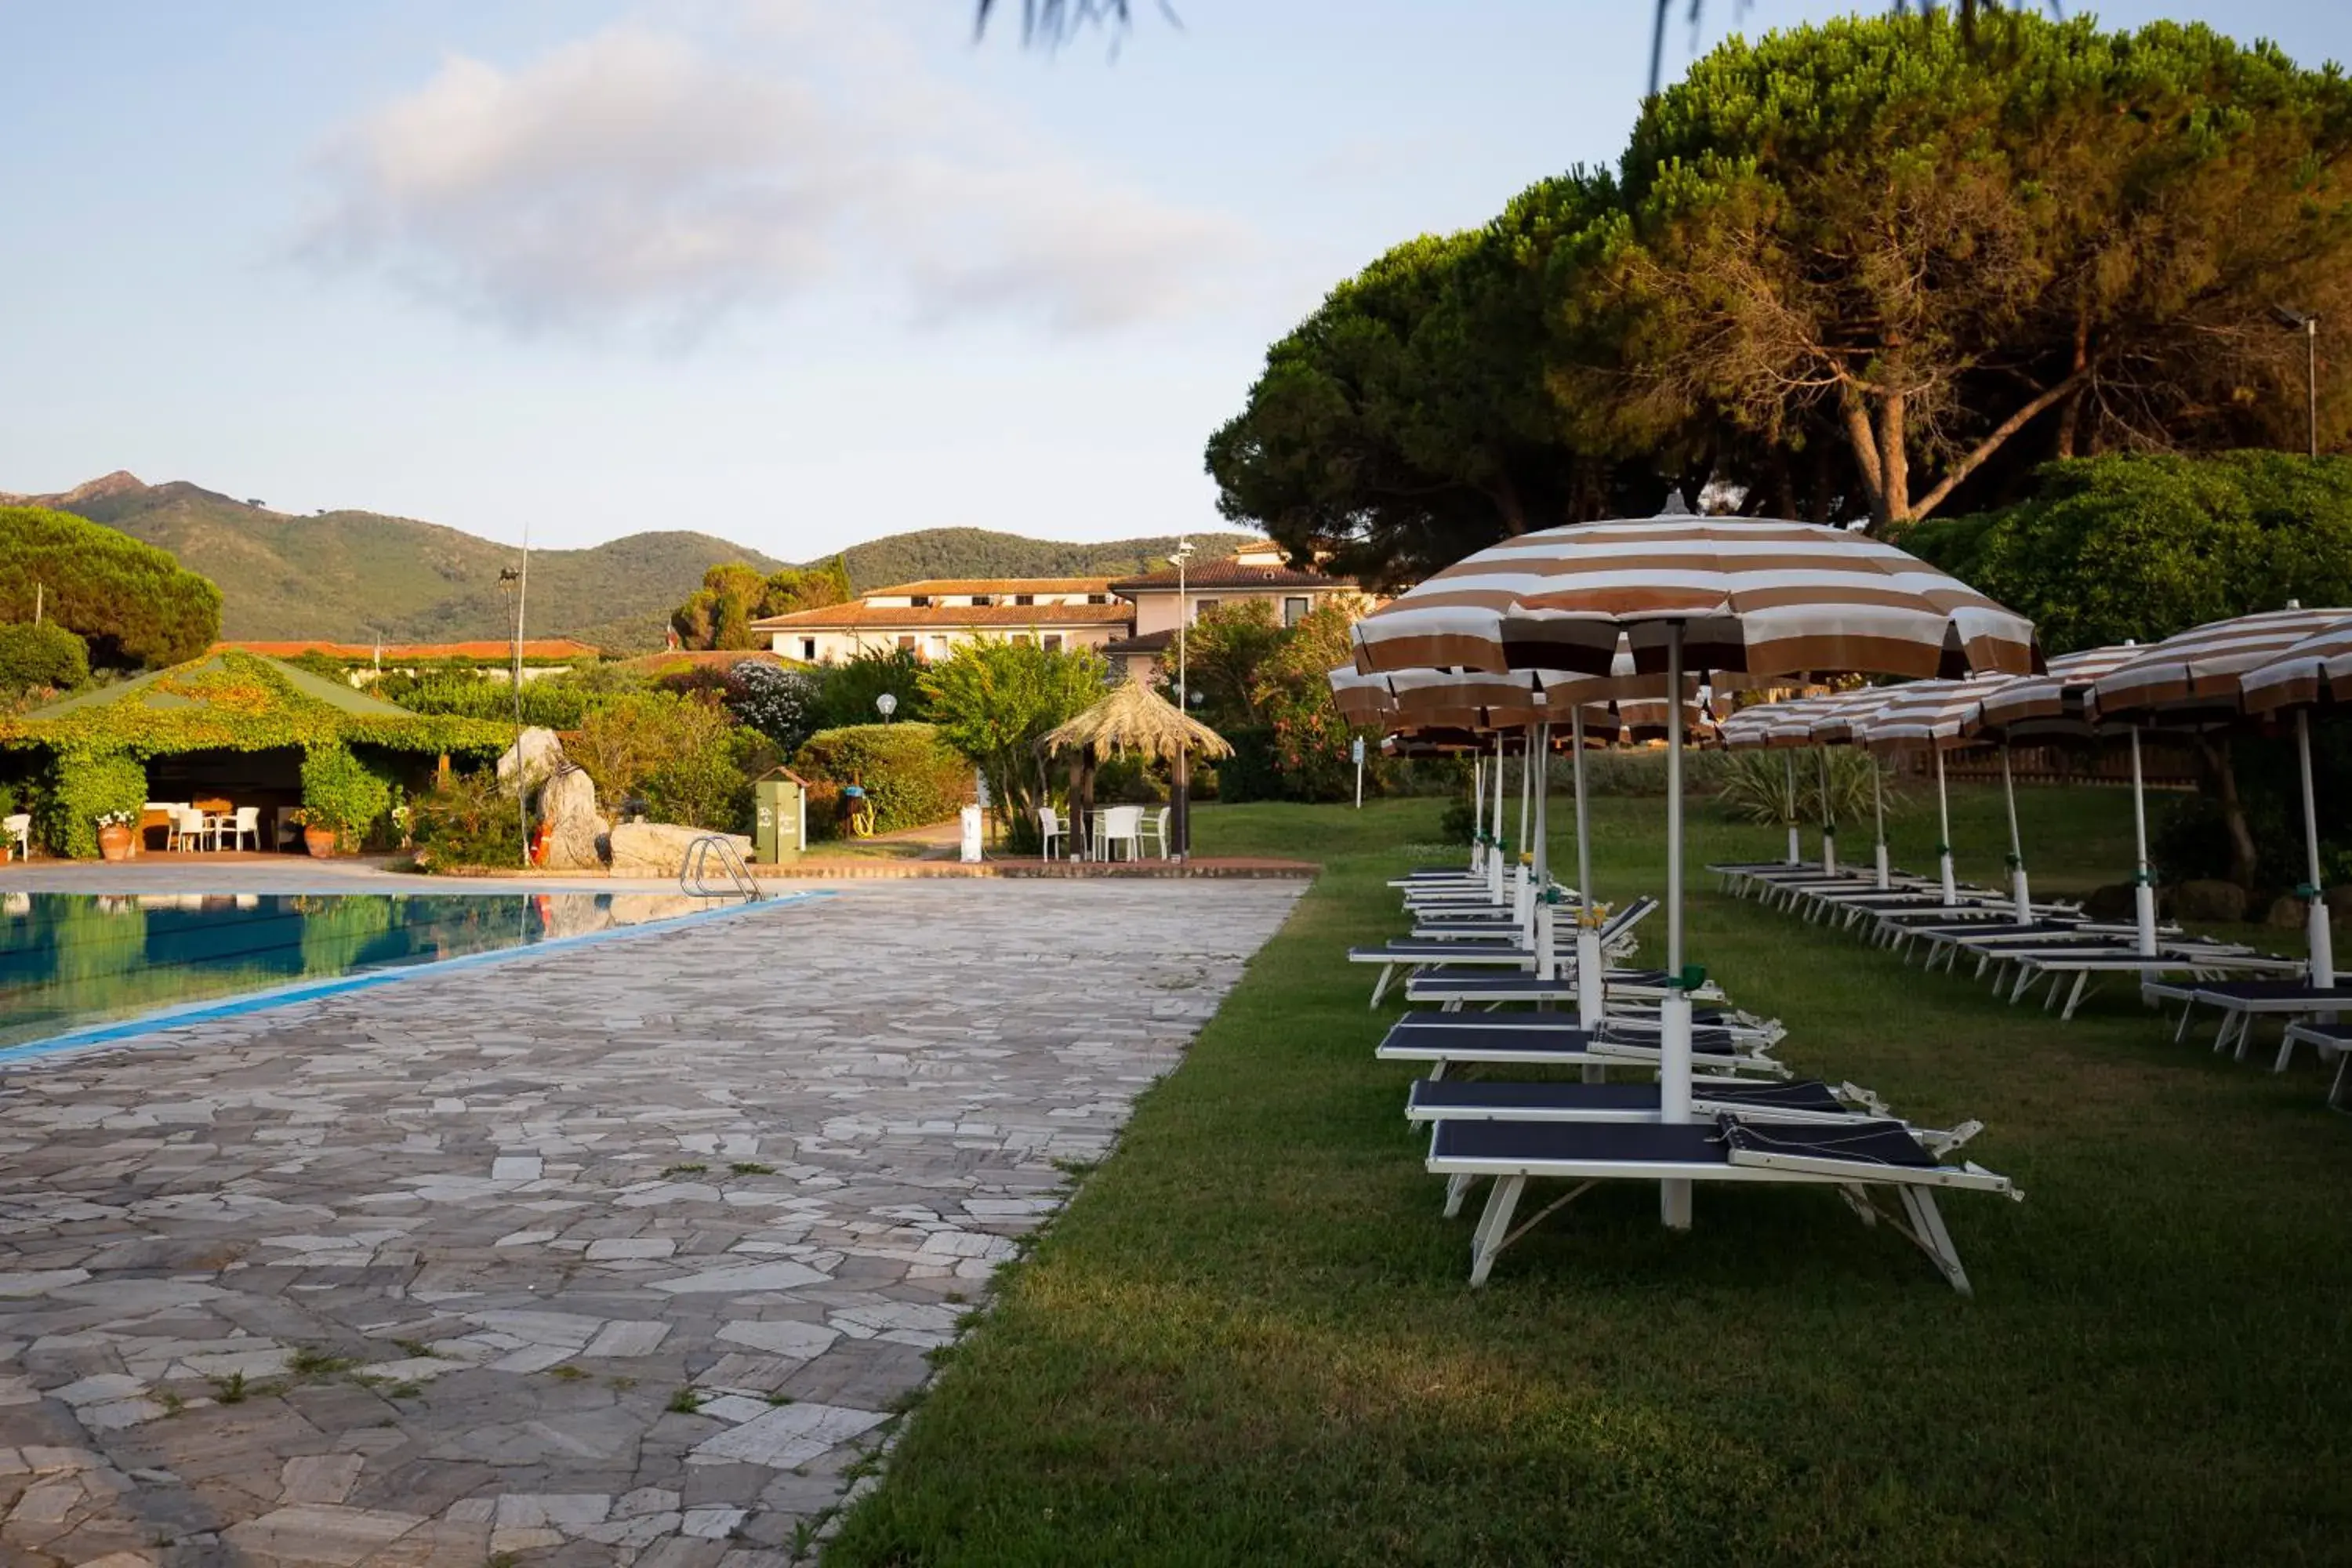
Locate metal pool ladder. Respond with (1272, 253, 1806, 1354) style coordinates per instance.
(680, 834, 763, 902)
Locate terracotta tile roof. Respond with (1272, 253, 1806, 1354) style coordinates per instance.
(213, 638, 599, 662)
(1103, 629, 1175, 655)
(862, 577, 1112, 597)
(750, 602, 1135, 631)
(1109, 560, 1351, 592)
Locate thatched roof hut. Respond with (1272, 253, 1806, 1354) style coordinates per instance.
(1041, 681, 1233, 764)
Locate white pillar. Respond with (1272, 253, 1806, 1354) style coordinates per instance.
(2298, 711, 2336, 989)
(1469, 756, 1484, 873)
(2129, 726, 2158, 956)
(1661, 625, 1693, 1231)
(1934, 746, 1957, 906)
(1784, 751, 1800, 864)
(1571, 705, 1593, 911)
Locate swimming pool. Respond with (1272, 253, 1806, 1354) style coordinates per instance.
(0, 890, 779, 1058)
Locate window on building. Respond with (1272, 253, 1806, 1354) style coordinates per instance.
(1014, 593, 1034, 606)
(971, 594, 993, 607)
(909, 595, 931, 608)
(1087, 594, 1110, 604)
(1042, 634, 1064, 652)
(897, 635, 918, 652)
(927, 635, 949, 660)
(1283, 596, 1310, 627)
(799, 637, 818, 661)
(1193, 598, 1219, 621)
(1011, 633, 1032, 645)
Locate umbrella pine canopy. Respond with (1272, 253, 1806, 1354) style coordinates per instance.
(1040, 681, 1233, 764)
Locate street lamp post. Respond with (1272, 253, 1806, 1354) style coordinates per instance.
(498, 543, 529, 867)
(2274, 306, 2321, 459)
(1171, 537, 1195, 862)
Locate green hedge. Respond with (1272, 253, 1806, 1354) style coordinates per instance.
(793, 722, 969, 839)
(41, 751, 147, 858)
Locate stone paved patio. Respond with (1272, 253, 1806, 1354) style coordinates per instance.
(0, 879, 1301, 1566)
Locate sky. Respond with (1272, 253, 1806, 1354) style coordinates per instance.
(3, 2, 2347, 560)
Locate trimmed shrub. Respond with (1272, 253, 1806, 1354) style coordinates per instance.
(300, 744, 393, 845)
(409, 770, 525, 871)
(0, 622, 90, 697)
(793, 723, 969, 839)
(40, 750, 147, 858)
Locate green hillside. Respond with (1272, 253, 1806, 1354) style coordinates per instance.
(840, 528, 1254, 592)
(4, 474, 1254, 655)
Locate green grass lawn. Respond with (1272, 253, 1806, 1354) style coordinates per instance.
(828, 783, 2350, 1566)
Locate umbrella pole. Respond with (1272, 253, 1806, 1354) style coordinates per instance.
(1533, 721, 1555, 979)
(1817, 746, 1837, 878)
(1515, 726, 1536, 943)
(2129, 725, 2157, 956)
(2002, 744, 2030, 926)
(1661, 624, 1693, 1232)
(2297, 710, 2336, 988)
(1488, 735, 1507, 903)
(1935, 746, 1957, 906)
(1784, 751, 1800, 866)
(1470, 755, 1483, 873)
(1872, 759, 1890, 891)
(1572, 705, 1605, 1065)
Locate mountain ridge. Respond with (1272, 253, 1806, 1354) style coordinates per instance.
(2, 473, 1251, 655)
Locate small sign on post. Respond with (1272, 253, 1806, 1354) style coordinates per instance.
(1351, 735, 1366, 809)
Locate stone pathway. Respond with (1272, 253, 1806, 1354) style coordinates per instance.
(0, 879, 1301, 1566)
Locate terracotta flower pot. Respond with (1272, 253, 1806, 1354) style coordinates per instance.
(304, 825, 338, 859)
(96, 823, 134, 862)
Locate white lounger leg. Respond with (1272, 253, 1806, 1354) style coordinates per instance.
(1468, 1175, 1526, 1287)
(1443, 1171, 1479, 1220)
(2331, 1050, 2350, 1111)
(1369, 963, 1396, 1009)
(2060, 971, 2092, 1022)
(1898, 1186, 1974, 1297)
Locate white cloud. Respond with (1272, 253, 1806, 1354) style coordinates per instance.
(299, 12, 1252, 338)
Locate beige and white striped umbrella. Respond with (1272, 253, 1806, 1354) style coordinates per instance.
(1352, 501, 2040, 681)
(1855, 679, 2000, 753)
(2239, 615, 2352, 716)
(1327, 666, 1396, 724)
(1977, 644, 2139, 739)
(2089, 608, 2350, 721)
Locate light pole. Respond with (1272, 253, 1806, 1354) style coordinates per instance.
(2274, 305, 2320, 459)
(498, 553, 528, 866)
(1170, 536, 1195, 862)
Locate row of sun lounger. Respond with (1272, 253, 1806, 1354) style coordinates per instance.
(1366, 858, 2020, 1293)
(1714, 858, 2350, 1103)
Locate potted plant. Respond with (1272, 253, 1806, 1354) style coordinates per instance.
(287, 808, 339, 859)
(94, 810, 136, 862)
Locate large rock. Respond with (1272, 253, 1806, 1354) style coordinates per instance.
(498, 728, 566, 797)
(537, 764, 609, 873)
(607, 822, 753, 880)
(2266, 893, 2311, 931)
(2172, 879, 2247, 924)
(2328, 885, 2352, 925)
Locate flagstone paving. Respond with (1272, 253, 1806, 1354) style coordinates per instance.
(0, 879, 1301, 1566)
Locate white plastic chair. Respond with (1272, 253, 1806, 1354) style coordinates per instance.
(1094, 804, 1145, 862)
(1039, 806, 1068, 861)
(176, 807, 212, 852)
(226, 807, 260, 851)
(2, 813, 30, 862)
(1138, 806, 1172, 858)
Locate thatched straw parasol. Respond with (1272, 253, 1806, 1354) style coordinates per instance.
(1042, 682, 1232, 861)
(1043, 680, 1233, 764)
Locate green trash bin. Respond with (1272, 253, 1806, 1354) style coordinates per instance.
(754, 771, 807, 865)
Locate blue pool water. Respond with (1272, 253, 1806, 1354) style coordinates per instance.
(0, 891, 757, 1054)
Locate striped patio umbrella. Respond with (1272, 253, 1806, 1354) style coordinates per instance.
(2093, 607, 2351, 962)
(1855, 679, 2009, 910)
(1328, 666, 1395, 725)
(2223, 612, 2352, 988)
(1353, 499, 2039, 1232)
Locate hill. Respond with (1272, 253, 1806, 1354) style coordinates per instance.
(2, 474, 1252, 655)
(840, 528, 1253, 593)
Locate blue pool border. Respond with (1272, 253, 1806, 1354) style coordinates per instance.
(0, 891, 828, 1069)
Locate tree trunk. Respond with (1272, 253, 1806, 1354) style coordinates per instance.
(1876, 391, 1911, 525)
(2194, 736, 2260, 887)
(2053, 387, 2082, 459)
